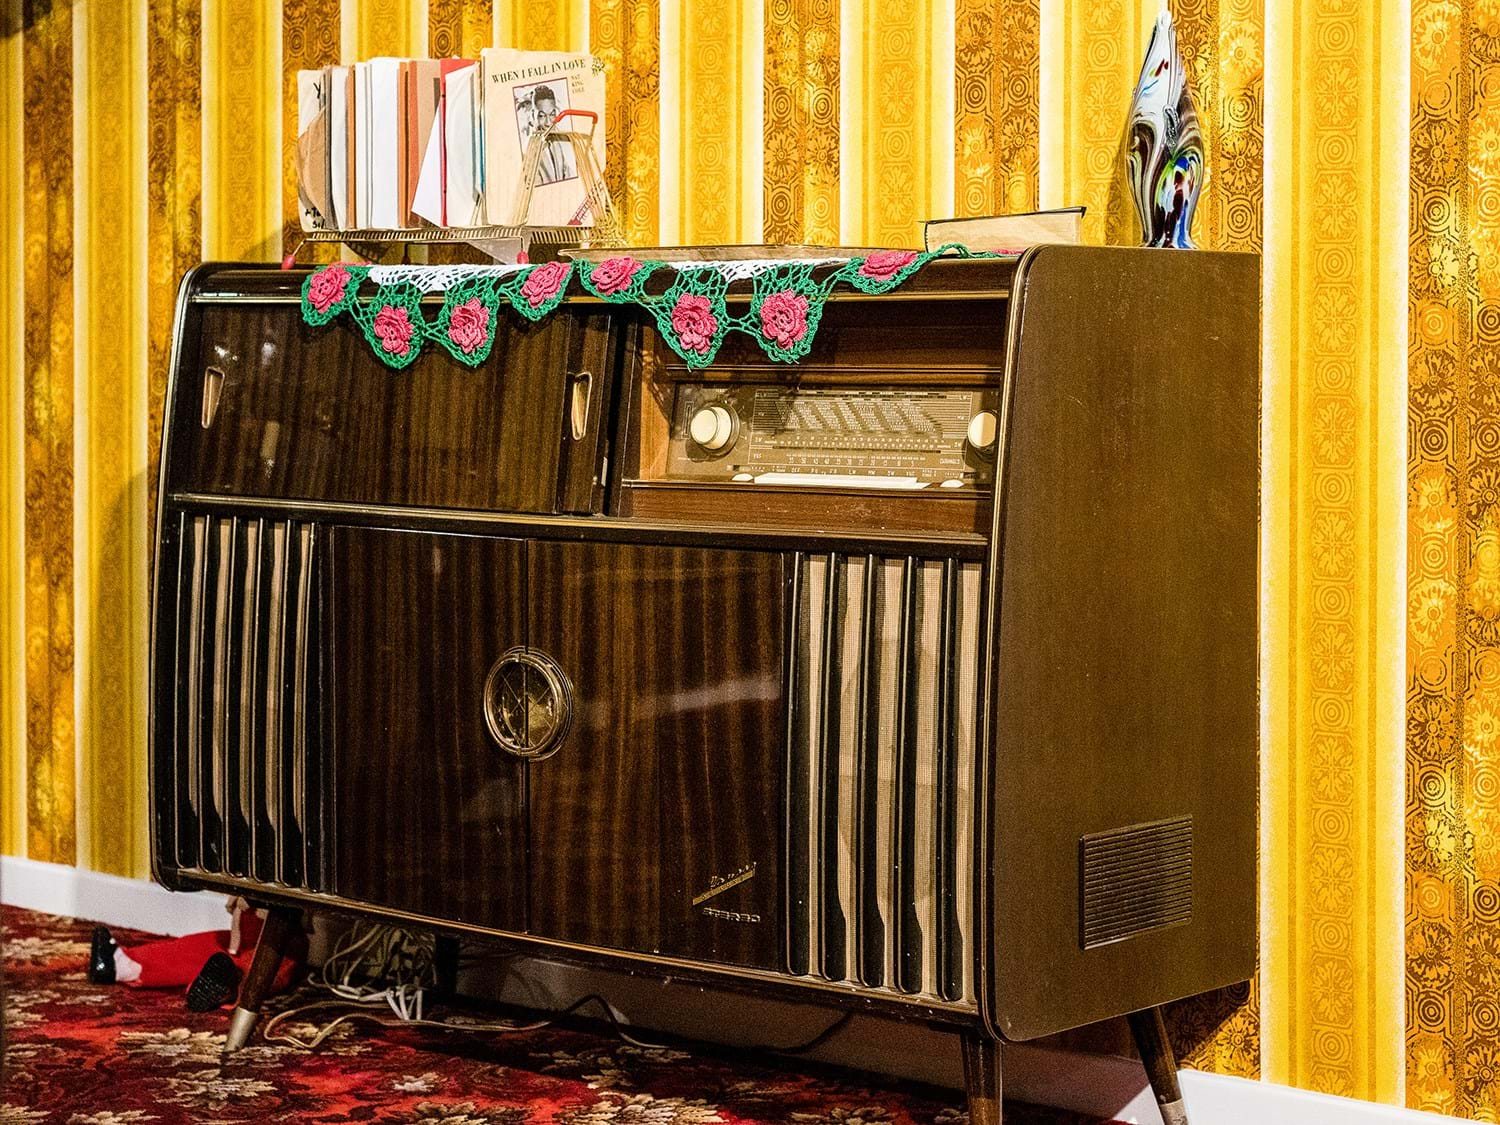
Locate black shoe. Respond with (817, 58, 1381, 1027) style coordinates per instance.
(186, 951, 242, 1013)
(88, 926, 116, 984)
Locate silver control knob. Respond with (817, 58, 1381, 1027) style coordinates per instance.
(966, 410, 998, 454)
(689, 404, 736, 452)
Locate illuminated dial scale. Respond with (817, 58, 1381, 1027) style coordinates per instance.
(667, 386, 999, 488)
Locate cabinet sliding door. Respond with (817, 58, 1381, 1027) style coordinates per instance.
(526, 541, 785, 968)
(326, 527, 528, 931)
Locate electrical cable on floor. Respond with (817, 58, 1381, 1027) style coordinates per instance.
(263, 990, 673, 1052)
(261, 920, 854, 1057)
(770, 1009, 854, 1053)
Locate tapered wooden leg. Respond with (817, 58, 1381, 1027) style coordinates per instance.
(1127, 1007, 1189, 1125)
(961, 1033, 1002, 1125)
(223, 905, 300, 1054)
(432, 934, 461, 1002)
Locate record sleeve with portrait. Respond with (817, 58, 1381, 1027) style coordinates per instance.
(482, 48, 605, 226)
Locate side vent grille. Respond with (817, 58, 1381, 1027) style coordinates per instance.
(161, 513, 323, 890)
(1080, 816, 1193, 950)
(785, 552, 982, 1005)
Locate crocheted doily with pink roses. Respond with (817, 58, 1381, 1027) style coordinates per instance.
(299, 245, 991, 371)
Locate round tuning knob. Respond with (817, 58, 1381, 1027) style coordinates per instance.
(966, 410, 998, 454)
(689, 404, 737, 452)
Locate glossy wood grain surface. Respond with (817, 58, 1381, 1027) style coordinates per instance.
(327, 527, 527, 931)
(169, 307, 581, 513)
(657, 298, 1009, 376)
(527, 541, 785, 967)
(148, 249, 1262, 1069)
(620, 483, 991, 536)
(555, 314, 622, 514)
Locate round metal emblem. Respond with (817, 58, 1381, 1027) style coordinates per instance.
(483, 647, 574, 761)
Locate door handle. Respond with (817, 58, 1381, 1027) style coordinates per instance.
(569, 371, 593, 440)
(483, 647, 574, 761)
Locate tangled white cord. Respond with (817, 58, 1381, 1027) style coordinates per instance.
(262, 921, 438, 1048)
(258, 921, 850, 1055)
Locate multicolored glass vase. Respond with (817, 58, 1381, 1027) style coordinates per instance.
(1126, 12, 1205, 249)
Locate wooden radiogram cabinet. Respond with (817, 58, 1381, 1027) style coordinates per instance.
(150, 246, 1259, 1124)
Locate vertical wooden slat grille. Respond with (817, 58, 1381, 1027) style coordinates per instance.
(162, 513, 320, 889)
(787, 553, 981, 1005)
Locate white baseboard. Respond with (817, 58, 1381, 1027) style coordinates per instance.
(0, 856, 227, 936)
(1004, 1041, 1467, 1125)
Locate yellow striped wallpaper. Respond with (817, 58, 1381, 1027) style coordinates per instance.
(1260, 0, 1408, 1104)
(4, 0, 1491, 1115)
(21, 0, 76, 868)
(74, 0, 152, 877)
(1, 0, 23, 859)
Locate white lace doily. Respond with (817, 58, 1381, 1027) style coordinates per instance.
(366, 263, 529, 291)
(366, 256, 856, 294)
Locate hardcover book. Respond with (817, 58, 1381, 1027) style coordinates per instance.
(295, 70, 332, 231)
(403, 59, 444, 227)
(326, 65, 354, 230)
(367, 58, 407, 229)
(922, 207, 1086, 253)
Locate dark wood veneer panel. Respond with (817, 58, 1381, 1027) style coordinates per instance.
(328, 527, 527, 931)
(527, 541, 784, 966)
(662, 297, 1009, 374)
(621, 483, 991, 536)
(170, 307, 578, 513)
(988, 245, 1260, 1039)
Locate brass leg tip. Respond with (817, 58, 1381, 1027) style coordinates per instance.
(1159, 1099, 1190, 1125)
(223, 1007, 258, 1054)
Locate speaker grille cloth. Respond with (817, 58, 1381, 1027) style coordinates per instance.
(1079, 816, 1193, 950)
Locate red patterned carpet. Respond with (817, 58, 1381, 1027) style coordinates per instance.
(2, 906, 1119, 1124)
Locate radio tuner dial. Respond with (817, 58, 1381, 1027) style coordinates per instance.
(689, 404, 737, 452)
(966, 410, 998, 455)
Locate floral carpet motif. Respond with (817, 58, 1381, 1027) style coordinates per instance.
(1, 907, 1119, 1124)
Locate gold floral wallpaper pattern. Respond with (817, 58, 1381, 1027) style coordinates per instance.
(591, 0, 660, 246)
(0, 4, 23, 858)
(1408, 0, 1500, 1116)
(1262, 0, 1409, 1103)
(954, 0, 1038, 217)
(9, 0, 1500, 1115)
(20, 0, 76, 866)
(763, 0, 840, 244)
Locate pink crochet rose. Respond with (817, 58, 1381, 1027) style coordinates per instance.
(670, 294, 719, 355)
(759, 290, 809, 348)
(372, 305, 415, 356)
(590, 256, 641, 295)
(858, 250, 919, 282)
(521, 261, 571, 307)
(447, 298, 489, 355)
(307, 264, 351, 312)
